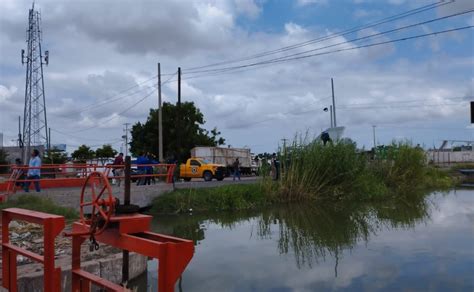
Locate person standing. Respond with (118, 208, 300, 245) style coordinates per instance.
(112, 153, 124, 186)
(136, 152, 149, 186)
(24, 149, 41, 192)
(233, 158, 241, 181)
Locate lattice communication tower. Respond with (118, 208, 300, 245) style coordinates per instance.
(21, 3, 50, 161)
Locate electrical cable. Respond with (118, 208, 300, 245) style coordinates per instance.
(175, 25, 473, 81)
(184, 0, 452, 72)
(69, 71, 178, 133)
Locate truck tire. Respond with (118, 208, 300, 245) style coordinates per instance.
(203, 171, 213, 182)
(183, 177, 191, 182)
(216, 176, 224, 181)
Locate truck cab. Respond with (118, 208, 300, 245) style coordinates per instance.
(179, 158, 226, 181)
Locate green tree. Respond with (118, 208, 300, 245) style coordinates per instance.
(95, 144, 118, 165)
(71, 145, 95, 163)
(130, 101, 225, 162)
(44, 149, 68, 164)
(0, 148, 9, 173)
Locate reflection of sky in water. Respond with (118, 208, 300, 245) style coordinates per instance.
(138, 190, 474, 292)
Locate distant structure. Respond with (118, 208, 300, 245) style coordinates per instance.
(21, 3, 50, 162)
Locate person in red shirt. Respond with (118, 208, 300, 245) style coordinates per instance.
(112, 153, 124, 186)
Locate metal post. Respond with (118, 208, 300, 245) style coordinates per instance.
(123, 123, 129, 157)
(176, 67, 181, 163)
(372, 125, 376, 150)
(122, 155, 131, 285)
(330, 105, 333, 128)
(331, 78, 337, 127)
(158, 63, 164, 162)
(48, 127, 52, 163)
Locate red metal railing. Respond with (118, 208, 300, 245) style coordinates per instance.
(2, 208, 65, 292)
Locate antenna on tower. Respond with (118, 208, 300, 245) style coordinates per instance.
(21, 3, 50, 162)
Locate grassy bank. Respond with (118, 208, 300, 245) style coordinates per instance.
(0, 195, 78, 220)
(151, 141, 454, 214)
(150, 184, 276, 213)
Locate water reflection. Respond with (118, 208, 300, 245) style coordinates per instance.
(151, 193, 431, 270)
(139, 190, 473, 291)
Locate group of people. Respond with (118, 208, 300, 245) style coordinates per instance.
(136, 152, 159, 186)
(111, 152, 160, 186)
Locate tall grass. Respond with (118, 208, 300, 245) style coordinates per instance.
(277, 137, 373, 200)
(150, 139, 453, 214)
(276, 139, 453, 201)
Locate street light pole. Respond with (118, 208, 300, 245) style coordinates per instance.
(330, 105, 333, 128)
(372, 125, 377, 150)
(158, 63, 163, 162)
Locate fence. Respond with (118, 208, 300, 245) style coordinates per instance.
(0, 163, 176, 200)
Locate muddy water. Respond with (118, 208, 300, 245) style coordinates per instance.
(132, 189, 474, 291)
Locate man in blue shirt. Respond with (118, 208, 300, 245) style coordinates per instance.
(136, 152, 149, 186)
(24, 149, 41, 192)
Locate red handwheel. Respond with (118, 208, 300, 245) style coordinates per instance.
(80, 171, 114, 236)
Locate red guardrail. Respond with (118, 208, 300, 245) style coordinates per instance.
(2, 208, 65, 291)
(0, 163, 176, 201)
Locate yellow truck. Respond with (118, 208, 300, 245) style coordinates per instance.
(179, 158, 226, 181)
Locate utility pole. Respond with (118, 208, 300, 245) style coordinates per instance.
(123, 123, 130, 157)
(176, 67, 181, 163)
(48, 127, 52, 163)
(330, 105, 333, 128)
(372, 125, 377, 150)
(331, 78, 337, 128)
(158, 63, 164, 162)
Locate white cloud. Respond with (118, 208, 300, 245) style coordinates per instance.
(0, 0, 472, 152)
(297, 0, 328, 6)
(234, 0, 262, 18)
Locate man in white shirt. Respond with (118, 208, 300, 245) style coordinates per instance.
(24, 149, 42, 192)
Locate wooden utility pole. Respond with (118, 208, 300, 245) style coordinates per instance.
(176, 67, 181, 163)
(330, 105, 333, 128)
(372, 125, 377, 150)
(158, 63, 163, 162)
(122, 155, 131, 285)
(331, 78, 337, 127)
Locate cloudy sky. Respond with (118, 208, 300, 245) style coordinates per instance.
(0, 0, 473, 154)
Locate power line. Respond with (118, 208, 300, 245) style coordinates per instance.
(71, 71, 178, 115)
(183, 12, 474, 76)
(71, 88, 158, 134)
(225, 99, 465, 130)
(69, 71, 178, 134)
(184, 0, 451, 72)
(175, 25, 473, 83)
(73, 74, 158, 113)
(51, 128, 114, 142)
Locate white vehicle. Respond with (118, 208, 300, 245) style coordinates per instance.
(191, 147, 254, 175)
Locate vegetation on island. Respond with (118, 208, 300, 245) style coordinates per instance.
(151, 139, 454, 214)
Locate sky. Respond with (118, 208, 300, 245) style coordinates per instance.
(0, 0, 473, 154)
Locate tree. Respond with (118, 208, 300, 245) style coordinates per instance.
(95, 144, 117, 165)
(130, 101, 225, 162)
(71, 145, 95, 163)
(44, 149, 68, 164)
(0, 148, 9, 174)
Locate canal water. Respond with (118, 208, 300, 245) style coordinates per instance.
(132, 189, 474, 291)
